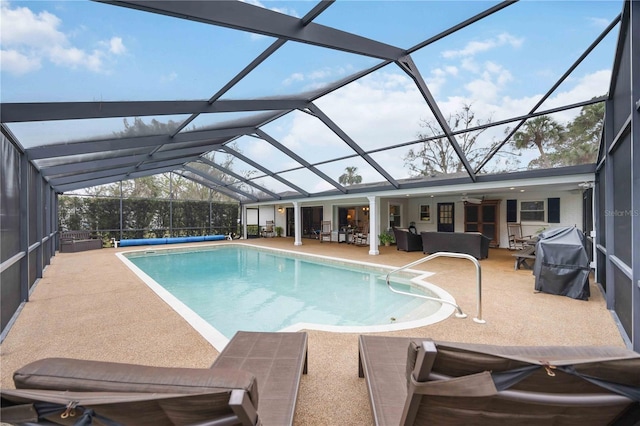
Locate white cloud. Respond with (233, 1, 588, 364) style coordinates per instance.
(1, 3, 65, 47)
(465, 78, 501, 103)
(108, 37, 126, 55)
(48, 44, 104, 72)
(588, 17, 611, 29)
(456, 60, 513, 102)
(309, 68, 336, 81)
(283, 72, 305, 86)
(276, 72, 428, 180)
(535, 69, 610, 122)
(240, 0, 300, 17)
(282, 66, 352, 89)
(442, 32, 523, 58)
(0, 49, 41, 74)
(0, 2, 126, 75)
(460, 57, 480, 73)
(426, 66, 459, 96)
(444, 66, 458, 76)
(160, 71, 178, 83)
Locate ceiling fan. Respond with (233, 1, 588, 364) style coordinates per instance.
(461, 194, 484, 204)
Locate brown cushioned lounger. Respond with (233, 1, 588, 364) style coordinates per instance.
(358, 335, 640, 425)
(1, 331, 307, 426)
(210, 331, 308, 426)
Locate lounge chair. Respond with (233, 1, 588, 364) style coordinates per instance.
(1, 331, 308, 426)
(358, 335, 640, 425)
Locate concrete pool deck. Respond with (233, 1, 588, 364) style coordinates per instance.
(0, 238, 627, 425)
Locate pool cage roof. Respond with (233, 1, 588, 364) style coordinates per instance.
(0, 0, 625, 203)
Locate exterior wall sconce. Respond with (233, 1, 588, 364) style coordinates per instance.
(277, 206, 284, 213)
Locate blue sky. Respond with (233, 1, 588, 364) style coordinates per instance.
(0, 0, 624, 190)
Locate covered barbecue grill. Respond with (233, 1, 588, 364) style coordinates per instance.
(533, 227, 591, 300)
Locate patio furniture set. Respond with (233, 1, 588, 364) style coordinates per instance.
(317, 222, 370, 245)
(393, 228, 491, 260)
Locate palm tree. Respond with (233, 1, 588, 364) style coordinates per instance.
(513, 116, 565, 169)
(552, 101, 604, 166)
(339, 166, 363, 186)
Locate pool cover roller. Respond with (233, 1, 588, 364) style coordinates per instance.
(118, 235, 226, 247)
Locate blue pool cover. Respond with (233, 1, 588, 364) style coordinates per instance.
(119, 235, 226, 247)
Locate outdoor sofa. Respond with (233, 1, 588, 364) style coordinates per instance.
(59, 230, 103, 253)
(1, 331, 308, 426)
(358, 334, 640, 425)
(392, 228, 423, 252)
(420, 231, 490, 259)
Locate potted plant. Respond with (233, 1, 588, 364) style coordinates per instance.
(275, 226, 283, 237)
(379, 230, 394, 246)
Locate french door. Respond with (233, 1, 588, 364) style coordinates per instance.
(437, 203, 455, 232)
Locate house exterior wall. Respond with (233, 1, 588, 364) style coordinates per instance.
(406, 190, 584, 249)
(261, 189, 584, 249)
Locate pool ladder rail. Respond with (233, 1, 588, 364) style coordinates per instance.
(385, 251, 485, 324)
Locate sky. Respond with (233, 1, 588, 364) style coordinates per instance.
(0, 0, 624, 193)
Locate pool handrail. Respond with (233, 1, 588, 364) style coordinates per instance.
(385, 251, 485, 324)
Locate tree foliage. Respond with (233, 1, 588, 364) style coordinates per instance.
(118, 117, 181, 137)
(512, 116, 565, 169)
(512, 100, 604, 169)
(405, 100, 605, 175)
(81, 117, 253, 201)
(339, 166, 363, 185)
(404, 104, 501, 176)
(549, 102, 603, 166)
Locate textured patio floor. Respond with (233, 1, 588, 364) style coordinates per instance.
(0, 237, 626, 425)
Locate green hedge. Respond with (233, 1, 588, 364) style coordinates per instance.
(59, 196, 239, 243)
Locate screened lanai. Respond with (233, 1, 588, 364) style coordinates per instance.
(1, 0, 639, 350)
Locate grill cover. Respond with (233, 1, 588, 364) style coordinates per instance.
(533, 227, 590, 300)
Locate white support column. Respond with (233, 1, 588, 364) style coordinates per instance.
(242, 205, 247, 239)
(293, 201, 302, 246)
(368, 196, 379, 255)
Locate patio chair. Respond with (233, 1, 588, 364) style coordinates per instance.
(319, 220, 332, 243)
(1, 331, 308, 426)
(358, 334, 640, 425)
(507, 222, 533, 250)
(354, 230, 369, 246)
(392, 227, 423, 252)
(261, 220, 275, 238)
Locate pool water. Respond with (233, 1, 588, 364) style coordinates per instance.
(123, 245, 448, 342)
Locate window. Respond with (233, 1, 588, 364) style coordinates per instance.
(420, 204, 431, 222)
(389, 204, 401, 228)
(520, 200, 545, 222)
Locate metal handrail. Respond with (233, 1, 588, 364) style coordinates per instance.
(385, 252, 485, 324)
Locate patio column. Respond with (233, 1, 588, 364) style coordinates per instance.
(368, 196, 379, 255)
(293, 201, 302, 246)
(242, 205, 247, 239)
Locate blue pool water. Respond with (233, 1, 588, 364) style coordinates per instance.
(124, 245, 443, 340)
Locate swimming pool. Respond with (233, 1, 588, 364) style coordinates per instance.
(118, 244, 457, 350)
